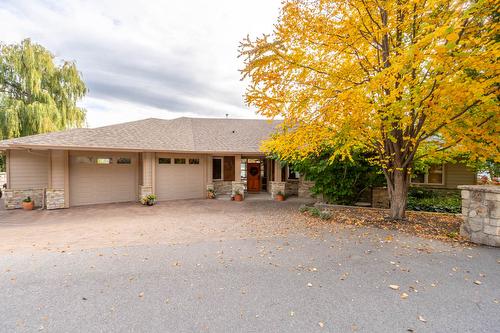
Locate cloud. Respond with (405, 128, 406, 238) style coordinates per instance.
(0, 0, 281, 127)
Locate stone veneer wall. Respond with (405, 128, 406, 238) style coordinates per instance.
(45, 189, 65, 210)
(269, 181, 286, 198)
(214, 181, 233, 195)
(298, 179, 315, 198)
(285, 180, 299, 196)
(231, 181, 245, 198)
(139, 185, 153, 199)
(372, 187, 390, 208)
(458, 185, 499, 247)
(3, 189, 45, 209)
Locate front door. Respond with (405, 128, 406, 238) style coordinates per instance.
(247, 163, 261, 192)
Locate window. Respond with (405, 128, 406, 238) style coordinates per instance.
(411, 164, 444, 185)
(159, 158, 171, 164)
(240, 160, 247, 180)
(213, 158, 223, 180)
(117, 157, 131, 164)
(75, 156, 93, 164)
(96, 158, 112, 165)
(174, 158, 186, 164)
(288, 166, 299, 180)
(189, 158, 200, 165)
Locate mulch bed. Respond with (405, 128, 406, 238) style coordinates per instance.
(303, 206, 469, 244)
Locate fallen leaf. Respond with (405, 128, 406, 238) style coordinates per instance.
(400, 292, 409, 299)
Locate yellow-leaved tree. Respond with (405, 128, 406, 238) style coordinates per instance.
(240, 0, 499, 220)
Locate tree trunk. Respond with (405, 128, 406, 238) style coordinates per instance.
(386, 169, 410, 220)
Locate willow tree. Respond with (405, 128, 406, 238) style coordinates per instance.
(240, 0, 499, 219)
(0, 39, 87, 139)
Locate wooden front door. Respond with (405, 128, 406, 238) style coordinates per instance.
(247, 163, 261, 192)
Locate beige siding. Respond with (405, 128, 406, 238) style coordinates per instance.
(445, 163, 476, 188)
(142, 152, 154, 186)
(9, 150, 49, 189)
(50, 150, 66, 189)
(69, 151, 138, 206)
(156, 153, 206, 201)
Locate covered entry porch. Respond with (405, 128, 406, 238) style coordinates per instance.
(206, 155, 314, 199)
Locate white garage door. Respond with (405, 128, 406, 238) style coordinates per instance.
(70, 153, 137, 206)
(156, 155, 205, 201)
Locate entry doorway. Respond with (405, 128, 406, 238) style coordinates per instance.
(247, 163, 261, 192)
(241, 157, 269, 192)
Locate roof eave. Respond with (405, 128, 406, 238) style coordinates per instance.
(2, 143, 268, 155)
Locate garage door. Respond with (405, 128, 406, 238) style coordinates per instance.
(70, 153, 137, 206)
(156, 155, 204, 201)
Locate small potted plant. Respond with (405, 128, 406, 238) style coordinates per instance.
(140, 194, 157, 206)
(22, 196, 34, 210)
(234, 189, 243, 202)
(275, 191, 285, 201)
(207, 188, 216, 199)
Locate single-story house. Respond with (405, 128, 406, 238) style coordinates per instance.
(0, 117, 314, 209)
(0, 117, 476, 209)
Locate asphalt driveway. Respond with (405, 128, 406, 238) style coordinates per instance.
(0, 199, 499, 332)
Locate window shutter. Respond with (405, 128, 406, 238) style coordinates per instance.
(223, 156, 235, 181)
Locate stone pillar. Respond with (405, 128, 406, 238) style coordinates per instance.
(46, 189, 65, 210)
(232, 181, 245, 198)
(458, 185, 500, 247)
(269, 181, 286, 199)
(234, 155, 242, 182)
(139, 185, 153, 198)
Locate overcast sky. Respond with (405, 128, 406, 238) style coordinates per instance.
(0, 0, 281, 127)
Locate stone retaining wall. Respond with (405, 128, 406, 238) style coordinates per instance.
(458, 185, 499, 247)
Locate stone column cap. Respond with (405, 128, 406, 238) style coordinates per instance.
(457, 185, 500, 193)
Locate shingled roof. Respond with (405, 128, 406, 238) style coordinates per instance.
(0, 117, 281, 153)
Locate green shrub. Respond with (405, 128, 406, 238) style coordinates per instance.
(407, 188, 461, 214)
(273, 150, 385, 205)
(308, 207, 321, 217)
(299, 204, 309, 213)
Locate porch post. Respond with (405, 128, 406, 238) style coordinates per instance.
(274, 160, 282, 182)
(206, 155, 214, 195)
(270, 159, 286, 198)
(138, 152, 154, 199)
(235, 155, 241, 181)
(232, 155, 245, 197)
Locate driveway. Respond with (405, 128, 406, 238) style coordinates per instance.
(0, 200, 499, 332)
